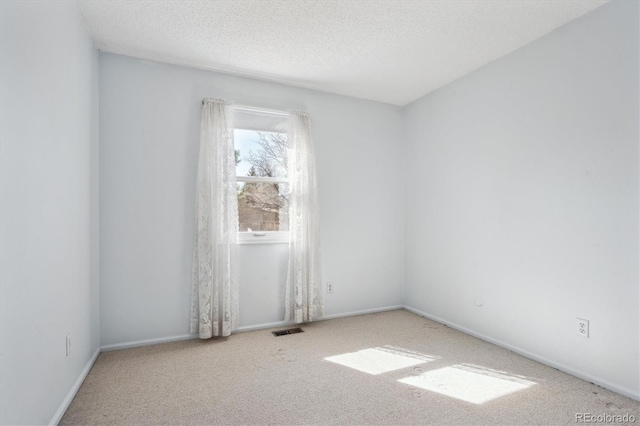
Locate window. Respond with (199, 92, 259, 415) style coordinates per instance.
(234, 107, 289, 244)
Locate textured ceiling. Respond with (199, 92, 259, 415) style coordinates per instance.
(77, 0, 609, 106)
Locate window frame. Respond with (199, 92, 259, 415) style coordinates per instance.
(234, 109, 290, 245)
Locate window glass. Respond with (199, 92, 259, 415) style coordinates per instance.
(235, 128, 289, 235)
(237, 181, 289, 232)
(235, 129, 288, 178)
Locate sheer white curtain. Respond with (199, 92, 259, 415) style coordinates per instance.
(285, 111, 324, 323)
(190, 99, 239, 338)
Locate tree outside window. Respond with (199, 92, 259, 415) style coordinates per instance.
(235, 130, 289, 233)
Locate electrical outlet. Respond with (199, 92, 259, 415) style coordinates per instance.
(577, 318, 589, 338)
(327, 282, 333, 293)
(66, 333, 71, 356)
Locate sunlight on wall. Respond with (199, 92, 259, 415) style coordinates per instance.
(324, 346, 438, 375)
(398, 363, 536, 404)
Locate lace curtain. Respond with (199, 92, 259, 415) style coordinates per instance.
(190, 99, 239, 338)
(285, 111, 324, 323)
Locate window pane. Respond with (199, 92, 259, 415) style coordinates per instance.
(237, 182, 289, 232)
(234, 129, 288, 179)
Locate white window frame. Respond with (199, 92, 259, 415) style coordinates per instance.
(234, 106, 290, 245)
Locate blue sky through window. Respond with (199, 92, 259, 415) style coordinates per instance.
(234, 129, 258, 177)
(234, 129, 288, 178)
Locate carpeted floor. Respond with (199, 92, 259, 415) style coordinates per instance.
(61, 309, 639, 425)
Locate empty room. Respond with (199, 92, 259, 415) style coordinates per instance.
(1, 0, 639, 425)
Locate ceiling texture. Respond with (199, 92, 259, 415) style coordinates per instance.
(77, 0, 609, 106)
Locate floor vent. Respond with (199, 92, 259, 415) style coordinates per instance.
(272, 327, 304, 336)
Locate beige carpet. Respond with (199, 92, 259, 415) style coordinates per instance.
(61, 309, 639, 425)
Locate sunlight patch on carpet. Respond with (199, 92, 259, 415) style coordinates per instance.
(324, 346, 437, 375)
(398, 363, 536, 404)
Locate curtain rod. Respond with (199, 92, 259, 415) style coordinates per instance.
(201, 99, 289, 117)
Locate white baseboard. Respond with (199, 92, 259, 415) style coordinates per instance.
(237, 320, 297, 332)
(237, 305, 405, 332)
(49, 347, 100, 425)
(322, 305, 404, 321)
(402, 305, 640, 401)
(100, 333, 198, 352)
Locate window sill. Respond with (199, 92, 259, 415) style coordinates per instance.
(238, 232, 290, 245)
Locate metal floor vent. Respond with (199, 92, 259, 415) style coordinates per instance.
(272, 327, 304, 336)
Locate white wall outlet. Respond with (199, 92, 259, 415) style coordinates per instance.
(327, 282, 333, 293)
(66, 333, 71, 356)
(577, 318, 589, 338)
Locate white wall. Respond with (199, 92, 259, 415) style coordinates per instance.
(0, 1, 100, 424)
(98, 53, 404, 346)
(404, 0, 639, 398)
